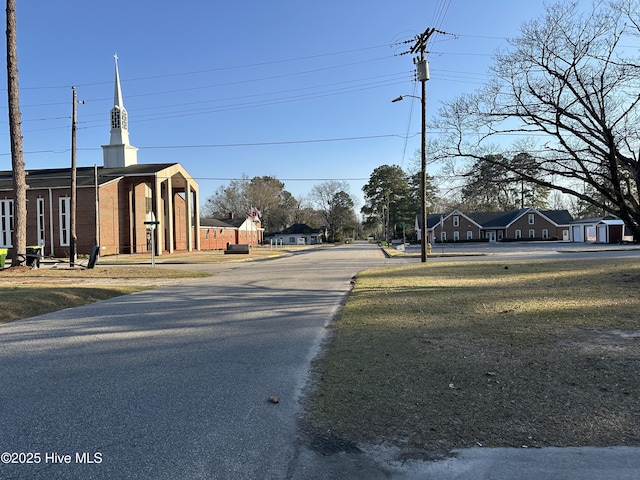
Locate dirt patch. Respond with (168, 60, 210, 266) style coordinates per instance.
(563, 329, 640, 353)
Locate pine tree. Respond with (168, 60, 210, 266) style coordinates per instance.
(6, 0, 27, 266)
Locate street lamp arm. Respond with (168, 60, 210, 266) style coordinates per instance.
(391, 88, 427, 262)
(391, 94, 421, 103)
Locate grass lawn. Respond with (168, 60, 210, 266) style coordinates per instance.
(305, 257, 640, 453)
(99, 244, 323, 264)
(0, 266, 208, 324)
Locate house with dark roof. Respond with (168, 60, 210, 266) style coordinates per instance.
(416, 208, 573, 243)
(0, 58, 200, 258)
(269, 223, 323, 245)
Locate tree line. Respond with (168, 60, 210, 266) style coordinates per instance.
(203, 176, 359, 242)
(203, 155, 555, 243)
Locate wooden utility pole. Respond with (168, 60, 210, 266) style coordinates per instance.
(70, 87, 78, 267)
(395, 28, 453, 261)
(410, 28, 434, 263)
(6, 0, 27, 266)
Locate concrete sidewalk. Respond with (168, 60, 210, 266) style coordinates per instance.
(406, 446, 640, 479)
(291, 444, 640, 479)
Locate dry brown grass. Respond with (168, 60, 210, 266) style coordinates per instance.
(305, 258, 640, 453)
(99, 244, 319, 264)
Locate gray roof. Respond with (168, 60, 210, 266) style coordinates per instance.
(0, 163, 180, 190)
(278, 223, 322, 235)
(468, 208, 573, 227)
(413, 214, 443, 230)
(570, 215, 619, 224)
(467, 210, 519, 228)
(200, 218, 235, 228)
(418, 208, 574, 229)
(539, 209, 574, 225)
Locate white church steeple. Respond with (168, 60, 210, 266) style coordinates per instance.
(102, 54, 138, 168)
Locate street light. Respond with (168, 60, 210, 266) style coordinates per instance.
(391, 94, 418, 103)
(394, 29, 433, 263)
(392, 87, 428, 262)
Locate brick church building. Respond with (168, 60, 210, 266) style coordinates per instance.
(0, 58, 200, 258)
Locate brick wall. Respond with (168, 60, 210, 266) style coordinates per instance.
(199, 227, 237, 250)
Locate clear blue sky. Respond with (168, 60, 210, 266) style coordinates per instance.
(1, 0, 548, 210)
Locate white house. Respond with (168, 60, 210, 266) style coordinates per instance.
(271, 223, 323, 245)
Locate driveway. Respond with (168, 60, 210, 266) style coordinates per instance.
(0, 244, 389, 479)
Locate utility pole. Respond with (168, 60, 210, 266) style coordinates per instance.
(410, 28, 435, 263)
(395, 28, 455, 261)
(70, 87, 77, 267)
(70, 87, 84, 267)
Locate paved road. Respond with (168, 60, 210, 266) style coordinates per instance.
(2, 243, 639, 479)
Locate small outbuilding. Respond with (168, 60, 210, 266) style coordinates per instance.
(570, 215, 634, 243)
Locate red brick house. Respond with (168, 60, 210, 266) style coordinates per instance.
(0, 57, 200, 258)
(466, 208, 572, 242)
(417, 208, 573, 243)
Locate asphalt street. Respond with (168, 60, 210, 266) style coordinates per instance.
(1, 242, 639, 479)
(0, 244, 389, 479)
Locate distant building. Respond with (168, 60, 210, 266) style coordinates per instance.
(570, 215, 635, 243)
(416, 208, 573, 243)
(0, 57, 200, 258)
(269, 223, 323, 245)
(200, 213, 264, 250)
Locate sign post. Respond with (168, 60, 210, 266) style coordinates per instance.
(144, 219, 160, 267)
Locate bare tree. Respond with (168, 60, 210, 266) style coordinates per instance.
(6, 0, 26, 266)
(434, 1, 640, 237)
(204, 174, 295, 232)
(291, 194, 307, 224)
(310, 180, 355, 242)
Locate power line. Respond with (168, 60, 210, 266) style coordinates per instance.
(194, 176, 371, 182)
(1, 43, 399, 92)
(137, 134, 410, 148)
(8, 128, 555, 158)
(2, 133, 417, 156)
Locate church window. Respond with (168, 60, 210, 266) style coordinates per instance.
(59, 197, 70, 246)
(0, 199, 13, 247)
(37, 198, 46, 248)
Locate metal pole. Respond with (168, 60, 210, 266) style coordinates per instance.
(94, 164, 100, 248)
(151, 226, 155, 267)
